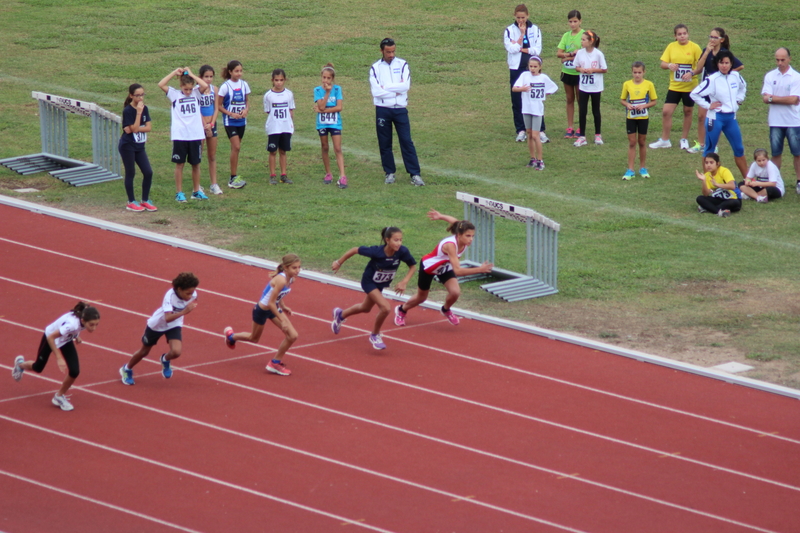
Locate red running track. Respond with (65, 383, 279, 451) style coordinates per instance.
(0, 202, 799, 533)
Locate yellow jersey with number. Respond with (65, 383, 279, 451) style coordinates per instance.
(620, 80, 658, 120)
(660, 41, 702, 92)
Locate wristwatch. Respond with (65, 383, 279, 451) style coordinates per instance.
(769, 96, 773, 103)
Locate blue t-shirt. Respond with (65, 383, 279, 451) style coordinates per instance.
(119, 104, 150, 151)
(358, 245, 416, 289)
(313, 84, 343, 130)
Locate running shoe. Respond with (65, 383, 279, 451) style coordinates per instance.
(649, 138, 672, 149)
(718, 209, 731, 218)
(564, 128, 574, 138)
(228, 176, 247, 189)
(622, 169, 635, 181)
(120, 365, 134, 385)
(536, 160, 545, 171)
(269, 175, 278, 185)
(331, 308, 345, 334)
(757, 195, 769, 203)
(515, 131, 527, 142)
(12, 355, 24, 382)
(337, 176, 348, 189)
(140, 200, 158, 211)
(369, 334, 387, 350)
(160, 354, 173, 379)
(526, 158, 537, 168)
(224, 326, 236, 349)
(280, 174, 293, 184)
(698, 205, 708, 213)
(384, 173, 396, 184)
(410, 175, 425, 186)
(126, 201, 145, 212)
(796, 181, 800, 195)
(573, 136, 587, 147)
(679, 138, 690, 151)
(175, 191, 187, 203)
(267, 360, 292, 376)
(594, 134, 604, 145)
(394, 305, 407, 326)
(52, 393, 74, 411)
(324, 173, 333, 184)
(686, 141, 703, 154)
(210, 183, 223, 195)
(639, 168, 651, 179)
(540, 132, 550, 144)
(441, 307, 460, 326)
(191, 190, 209, 200)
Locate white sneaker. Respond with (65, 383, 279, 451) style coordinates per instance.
(515, 131, 527, 142)
(539, 132, 550, 143)
(209, 183, 223, 195)
(680, 139, 690, 151)
(573, 136, 587, 147)
(649, 138, 672, 149)
(756, 195, 769, 203)
(52, 393, 74, 411)
(594, 134, 604, 145)
(12, 355, 24, 382)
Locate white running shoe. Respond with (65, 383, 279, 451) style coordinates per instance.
(52, 393, 74, 411)
(649, 138, 672, 149)
(539, 132, 550, 143)
(12, 355, 24, 382)
(573, 136, 587, 147)
(210, 183, 223, 195)
(515, 131, 527, 142)
(680, 138, 690, 151)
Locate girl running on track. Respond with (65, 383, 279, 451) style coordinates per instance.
(512, 56, 558, 170)
(118, 83, 156, 212)
(198, 64, 222, 195)
(394, 210, 493, 327)
(556, 10, 585, 138)
(331, 227, 417, 350)
(573, 30, 607, 147)
(695, 153, 741, 217)
(224, 254, 302, 376)
(315, 63, 347, 188)
(12, 301, 101, 412)
(120, 272, 199, 385)
(216, 60, 250, 190)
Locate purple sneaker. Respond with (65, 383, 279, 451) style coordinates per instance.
(331, 307, 344, 334)
(369, 334, 387, 350)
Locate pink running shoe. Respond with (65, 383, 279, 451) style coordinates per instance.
(441, 307, 460, 325)
(337, 176, 348, 189)
(267, 360, 291, 376)
(323, 173, 333, 184)
(224, 327, 235, 349)
(394, 305, 407, 326)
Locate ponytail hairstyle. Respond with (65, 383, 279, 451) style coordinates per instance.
(321, 63, 336, 79)
(199, 64, 215, 78)
(712, 27, 731, 50)
(222, 60, 242, 80)
(71, 301, 100, 322)
(124, 83, 143, 107)
(584, 30, 600, 49)
(380, 226, 402, 245)
(179, 73, 194, 87)
(753, 148, 769, 160)
(447, 220, 476, 235)
(514, 3, 528, 15)
(274, 253, 301, 276)
(172, 272, 200, 291)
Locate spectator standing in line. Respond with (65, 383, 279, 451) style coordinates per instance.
(761, 47, 800, 193)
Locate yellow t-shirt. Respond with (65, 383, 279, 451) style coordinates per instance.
(620, 80, 658, 120)
(705, 166, 739, 199)
(660, 41, 702, 92)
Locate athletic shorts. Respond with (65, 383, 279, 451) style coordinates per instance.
(225, 125, 246, 140)
(418, 268, 457, 292)
(31, 334, 80, 379)
(523, 115, 543, 131)
(665, 90, 695, 107)
(769, 126, 800, 157)
(141, 326, 182, 347)
(205, 122, 218, 139)
(361, 280, 391, 295)
(267, 133, 292, 153)
(318, 128, 342, 137)
(561, 73, 579, 86)
(171, 140, 202, 165)
(252, 303, 279, 325)
(626, 118, 649, 135)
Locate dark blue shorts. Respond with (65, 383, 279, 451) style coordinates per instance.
(361, 280, 391, 294)
(253, 303, 279, 325)
(318, 128, 342, 137)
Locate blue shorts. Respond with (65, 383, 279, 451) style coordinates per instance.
(252, 303, 279, 325)
(318, 128, 342, 137)
(361, 280, 391, 294)
(142, 326, 182, 347)
(769, 126, 800, 157)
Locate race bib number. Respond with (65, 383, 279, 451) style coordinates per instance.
(319, 111, 338, 125)
(674, 64, 692, 82)
(563, 59, 574, 69)
(432, 264, 453, 276)
(198, 94, 214, 108)
(272, 107, 288, 119)
(229, 104, 245, 115)
(133, 132, 147, 143)
(711, 188, 733, 199)
(580, 73, 595, 87)
(178, 99, 198, 116)
(628, 98, 648, 119)
(529, 84, 545, 99)
(372, 270, 396, 283)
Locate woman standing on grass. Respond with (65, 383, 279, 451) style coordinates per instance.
(118, 84, 156, 212)
(504, 4, 546, 143)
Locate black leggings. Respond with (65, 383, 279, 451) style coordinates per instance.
(32, 335, 80, 379)
(696, 196, 742, 214)
(578, 91, 602, 136)
(119, 147, 153, 203)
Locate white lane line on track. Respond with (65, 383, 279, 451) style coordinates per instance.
(1, 241, 798, 446)
(0, 369, 785, 533)
(0, 468, 205, 533)
(2, 291, 800, 496)
(0, 413, 588, 533)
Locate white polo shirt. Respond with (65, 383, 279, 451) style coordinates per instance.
(761, 66, 800, 127)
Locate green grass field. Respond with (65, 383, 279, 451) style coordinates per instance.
(2, 0, 800, 387)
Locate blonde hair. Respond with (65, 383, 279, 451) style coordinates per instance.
(274, 254, 301, 276)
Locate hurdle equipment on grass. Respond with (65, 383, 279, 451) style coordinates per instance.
(456, 192, 559, 301)
(0, 92, 122, 186)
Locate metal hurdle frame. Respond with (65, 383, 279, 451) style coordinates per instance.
(456, 192, 560, 301)
(0, 92, 122, 186)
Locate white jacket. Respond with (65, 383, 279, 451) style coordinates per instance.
(504, 21, 542, 69)
(691, 71, 747, 119)
(370, 57, 411, 108)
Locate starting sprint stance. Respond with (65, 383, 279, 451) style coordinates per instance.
(394, 210, 493, 326)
